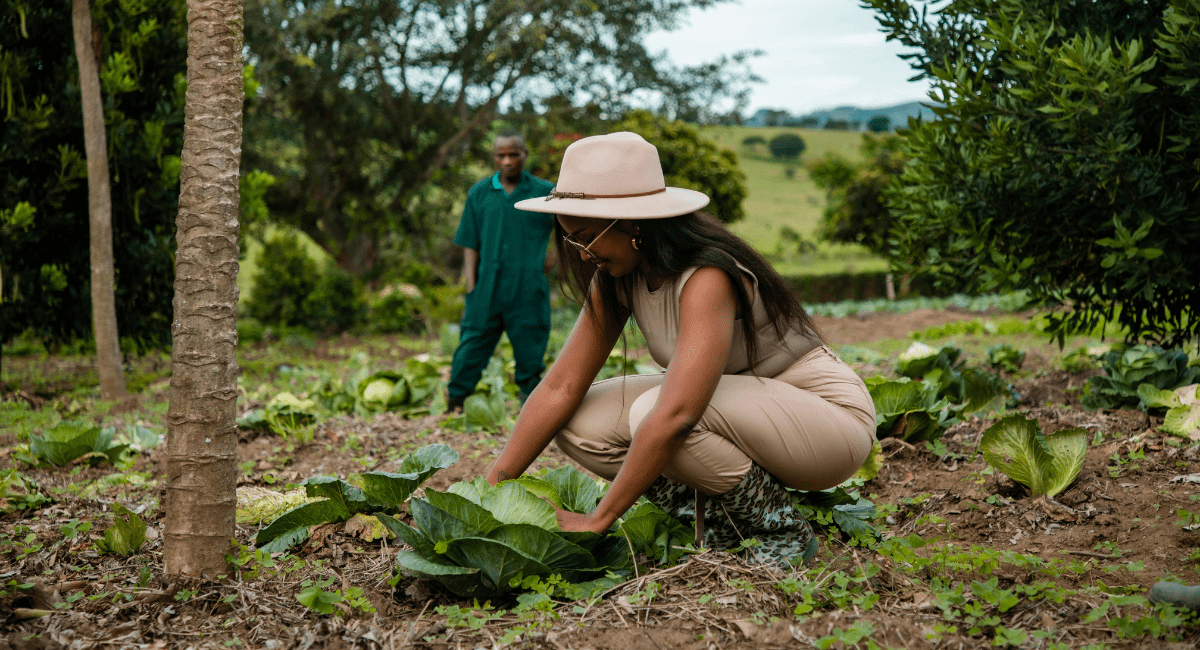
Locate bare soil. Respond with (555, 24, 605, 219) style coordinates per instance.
(2, 307, 1199, 649)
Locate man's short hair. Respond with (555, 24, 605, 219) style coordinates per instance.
(494, 130, 526, 150)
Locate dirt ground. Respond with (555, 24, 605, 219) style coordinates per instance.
(2, 306, 1199, 649)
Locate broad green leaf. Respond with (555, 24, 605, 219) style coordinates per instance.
(302, 476, 372, 514)
(514, 477, 561, 507)
(376, 513, 438, 557)
(254, 499, 350, 550)
(832, 502, 879, 541)
(981, 416, 1085, 498)
(618, 502, 692, 566)
(1138, 383, 1182, 410)
(442, 537, 551, 592)
(480, 482, 558, 530)
(395, 550, 480, 575)
(395, 551, 486, 598)
(396, 443, 459, 476)
(422, 490, 502, 535)
(487, 524, 596, 573)
(28, 421, 115, 467)
(980, 416, 1044, 493)
(1162, 385, 1200, 440)
(296, 585, 342, 615)
(361, 443, 456, 508)
(1040, 428, 1087, 497)
(95, 503, 146, 556)
(959, 368, 1013, 414)
(447, 476, 492, 505)
(541, 466, 604, 513)
(410, 497, 488, 547)
(464, 393, 506, 430)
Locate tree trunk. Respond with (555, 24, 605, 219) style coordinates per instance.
(164, 0, 244, 577)
(71, 0, 126, 400)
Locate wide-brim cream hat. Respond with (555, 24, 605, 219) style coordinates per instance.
(514, 132, 710, 220)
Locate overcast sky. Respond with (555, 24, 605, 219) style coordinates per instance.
(643, 0, 934, 115)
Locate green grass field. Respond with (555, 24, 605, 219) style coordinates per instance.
(700, 125, 887, 276)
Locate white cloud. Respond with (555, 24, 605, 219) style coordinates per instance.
(643, 0, 932, 114)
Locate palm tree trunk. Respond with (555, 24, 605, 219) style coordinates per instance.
(71, 0, 127, 400)
(164, 0, 244, 577)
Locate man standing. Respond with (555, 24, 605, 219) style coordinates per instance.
(447, 131, 555, 413)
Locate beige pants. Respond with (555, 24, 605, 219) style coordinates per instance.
(555, 346, 877, 495)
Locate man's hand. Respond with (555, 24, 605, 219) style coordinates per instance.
(462, 247, 479, 293)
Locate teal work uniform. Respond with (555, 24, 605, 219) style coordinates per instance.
(449, 170, 555, 401)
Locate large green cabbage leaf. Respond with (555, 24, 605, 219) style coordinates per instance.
(254, 444, 458, 553)
(869, 378, 957, 442)
(27, 421, 128, 468)
(394, 466, 631, 598)
(1140, 383, 1200, 440)
(980, 415, 1087, 498)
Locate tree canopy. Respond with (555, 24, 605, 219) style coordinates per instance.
(864, 0, 1200, 345)
(768, 133, 805, 160)
(809, 135, 906, 257)
(243, 0, 756, 280)
(1, 0, 186, 349)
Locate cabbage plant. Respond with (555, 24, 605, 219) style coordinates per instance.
(980, 416, 1087, 498)
(1138, 383, 1200, 440)
(392, 467, 630, 598)
(1082, 344, 1199, 411)
(22, 421, 128, 468)
(867, 377, 958, 442)
(986, 344, 1026, 373)
(254, 444, 459, 553)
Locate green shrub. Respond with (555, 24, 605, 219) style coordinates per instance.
(768, 133, 806, 160)
(303, 264, 367, 333)
(370, 284, 428, 334)
(246, 232, 320, 327)
(1057, 347, 1099, 374)
(237, 318, 266, 344)
(986, 344, 1026, 373)
(246, 233, 366, 333)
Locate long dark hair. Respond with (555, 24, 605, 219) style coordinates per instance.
(555, 211, 822, 368)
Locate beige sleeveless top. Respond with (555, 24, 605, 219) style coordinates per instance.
(622, 264, 819, 377)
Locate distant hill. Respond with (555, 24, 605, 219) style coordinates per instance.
(744, 101, 939, 131)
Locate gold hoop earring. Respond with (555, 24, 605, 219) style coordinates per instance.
(631, 237, 641, 250)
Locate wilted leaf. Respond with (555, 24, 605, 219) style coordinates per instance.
(343, 513, 391, 542)
(236, 486, 321, 525)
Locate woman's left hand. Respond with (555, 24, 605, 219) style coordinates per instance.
(555, 508, 609, 534)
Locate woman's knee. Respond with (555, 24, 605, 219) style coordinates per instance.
(628, 385, 662, 435)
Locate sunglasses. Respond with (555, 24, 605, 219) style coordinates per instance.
(562, 220, 618, 263)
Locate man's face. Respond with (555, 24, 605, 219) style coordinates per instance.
(494, 137, 527, 179)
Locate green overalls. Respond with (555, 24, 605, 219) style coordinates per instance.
(448, 170, 555, 401)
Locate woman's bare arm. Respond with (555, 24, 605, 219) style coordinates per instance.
(485, 284, 627, 484)
(559, 266, 737, 533)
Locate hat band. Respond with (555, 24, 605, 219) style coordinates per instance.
(544, 187, 666, 201)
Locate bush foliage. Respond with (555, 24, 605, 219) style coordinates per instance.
(0, 0, 187, 349)
(865, 0, 1200, 345)
(768, 133, 806, 160)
